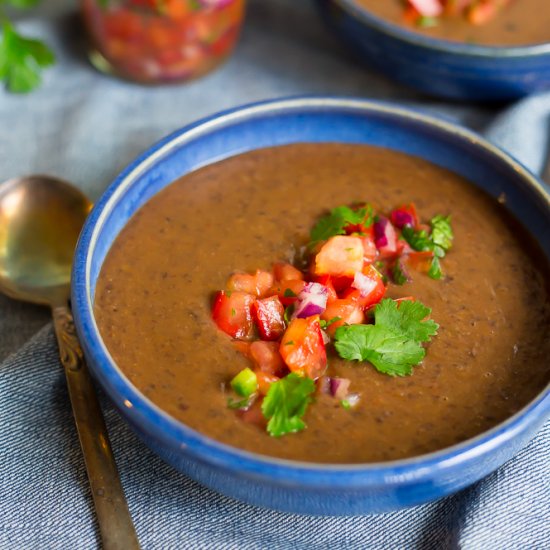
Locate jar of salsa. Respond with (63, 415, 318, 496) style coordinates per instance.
(81, 0, 245, 83)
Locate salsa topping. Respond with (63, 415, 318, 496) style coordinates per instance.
(403, 0, 514, 27)
(212, 202, 453, 437)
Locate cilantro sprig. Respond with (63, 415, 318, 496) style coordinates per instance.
(0, 4, 55, 94)
(261, 373, 315, 437)
(401, 215, 453, 280)
(309, 204, 373, 246)
(334, 299, 439, 377)
(431, 215, 454, 251)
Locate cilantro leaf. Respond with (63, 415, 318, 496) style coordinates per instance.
(310, 205, 373, 245)
(401, 214, 453, 280)
(7, 0, 40, 7)
(431, 215, 453, 252)
(428, 256, 443, 280)
(401, 226, 432, 252)
(391, 260, 409, 285)
(0, 22, 55, 93)
(227, 396, 254, 410)
(334, 298, 438, 377)
(334, 324, 424, 376)
(375, 299, 438, 343)
(261, 373, 315, 437)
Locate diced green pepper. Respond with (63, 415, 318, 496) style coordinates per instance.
(417, 16, 438, 28)
(230, 367, 258, 398)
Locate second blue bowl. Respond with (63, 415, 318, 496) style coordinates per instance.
(316, 0, 550, 101)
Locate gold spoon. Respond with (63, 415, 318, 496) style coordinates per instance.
(0, 176, 139, 550)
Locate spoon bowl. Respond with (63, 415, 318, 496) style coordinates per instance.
(0, 176, 92, 305)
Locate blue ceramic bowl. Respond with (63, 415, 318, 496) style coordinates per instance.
(72, 97, 550, 515)
(315, 0, 550, 101)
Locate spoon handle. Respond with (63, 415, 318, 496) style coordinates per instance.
(52, 304, 140, 550)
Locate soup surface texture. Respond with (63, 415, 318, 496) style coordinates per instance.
(95, 144, 550, 464)
(354, 0, 550, 46)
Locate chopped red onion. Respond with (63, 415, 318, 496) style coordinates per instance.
(408, 0, 443, 17)
(374, 217, 397, 255)
(352, 271, 378, 297)
(293, 282, 328, 319)
(317, 376, 331, 395)
(391, 209, 415, 229)
(345, 393, 361, 408)
(321, 329, 331, 345)
(200, 0, 234, 7)
(330, 377, 351, 400)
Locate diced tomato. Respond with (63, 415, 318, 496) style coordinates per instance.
(321, 299, 365, 336)
(352, 224, 373, 239)
(252, 296, 285, 341)
(251, 269, 274, 297)
(279, 316, 327, 380)
(314, 236, 364, 277)
(208, 26, 240, 56)
(347, 265, 386, 308)
(273, 262, 304, 281)
(212, 291, 255, 340)
(226, 272, 256, 295)
(345, 222, 369, 235)
(312, 274, 338, 303)
(396, 239, 413, 256)
(361, 234, 378, 263)
(406, 250, 434, 273)
(271, 279, 307, 306)
(162, 0, 196, 19)
(390, 203, 419, 229)
(227, 270, 274, 297)
(330, 275, 353, 295)
(103, 11, 144, 40)
(342, 284, 384, 311)
(467, 0, 510, 25)
(127, 0, 158, 9)
(232, 340, 251, 357)
(249, 341, 287, 377)
(403, 5, 421, 23)
(445, 0, 474, 15)
(256, 371, 280, 395)
(340, 288, 366, 307)
(407, 0, 443, 17)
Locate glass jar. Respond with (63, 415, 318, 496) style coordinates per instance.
(81, 0, 246, 84)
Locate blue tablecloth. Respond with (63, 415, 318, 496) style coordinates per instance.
(1, 2, 549, 547)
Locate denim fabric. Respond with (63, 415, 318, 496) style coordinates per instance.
(1, 328, 549, 549)
(0, 2, 549, 548)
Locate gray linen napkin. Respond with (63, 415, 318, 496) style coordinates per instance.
(1, 2, 549, 548)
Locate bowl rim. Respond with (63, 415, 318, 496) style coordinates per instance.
(72, 96, 550, 486)
(330, 0, 550, 58)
